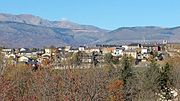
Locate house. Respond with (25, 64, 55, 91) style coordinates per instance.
(84, 47, 100, 54)
(142, 44, 162, 52)
(4, 53, 17, 64)
(127, 43, 141, 50)
(141, 48, 148, 54)
(19, 48, 29, 52)
(44, 47, 58, 56)
(68, 47, 79, 53)
(123, 50, 137, 59)
(44, 48, 52, 55)
(122, 45, 128, 50)
(79, 46, 86, 51)
(142, 53, 151, 60)
(18, 56, 29, 63)
(112, 47, 124, 56)
(18, 49, 38, 59)
(6, 53, 16, 59)
(35, 49, 45, 55)
(19, 48, 26, 52)
(64, 46, 71, 52)
(100, 47, 116, 54)
(90, 47, 100, 53)
(1, 48, 13, 55)
(57, 47, 65, 52)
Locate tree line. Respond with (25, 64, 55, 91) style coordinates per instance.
(0, 52, 180, 101)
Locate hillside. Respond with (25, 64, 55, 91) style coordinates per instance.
(0, 13, 107, 47)
(95, 26, 180, 44)
(0, 13, 180, 47)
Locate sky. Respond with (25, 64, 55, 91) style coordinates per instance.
(0, 0, 180, 30)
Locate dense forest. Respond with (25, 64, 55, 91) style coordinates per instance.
(0, 52, 180, 101)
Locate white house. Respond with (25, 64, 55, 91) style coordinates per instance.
(128, 43, 141, 50)
(20, 48, 28, 52)
(122, 45, 129, 50)
(44, 48, 52, 55)
(112, 47, 124, 56)
(65, 46, 71, 52)
(141, 48, 148, 54)
(78, 46, 85, 51)
(90, 47, 100, 53)
(18, 56, 29, 63)
(6, 53, 16, 59)
(84, 47, 100, 54)
(68, 48, 79, 53)
(57, 47, 65, 52)
(1, 48, 13, 55)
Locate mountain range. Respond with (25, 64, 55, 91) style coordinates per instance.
(0, 13, 180, 48)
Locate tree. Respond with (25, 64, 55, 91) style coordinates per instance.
(0, 52, 5, 75)
(104, 53, 113, 64)
(157, 63, 175, 100)
(144, 60, 160, 100)
(119, 56, 136, 101)
(108, 79, 124, 101)
(71, 51, 83, 67)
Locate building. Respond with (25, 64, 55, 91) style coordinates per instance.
(68, 47, 79, 53)
(142, 44, 161, 52)
(44, 48, 52, 55)
(122, 45, 128, 50)
(141, 48, 148, 54)
(128, 43, 141, 50)
(100, 47, 116, 54)
(1, 48, 13, 55)
(79, 46, 86, 51)
(112, 47, 124, 56)
(64, 46, 71, 52)
(84, 47, 100, 54)
(123, 50, 137, 59)
(18, 56, 29, 63)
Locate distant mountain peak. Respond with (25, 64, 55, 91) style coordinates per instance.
(0, 13, 109, 47)
(0, 13, 107, 31)
(1, 13, 180, 48)
(58, 20, 80, 29)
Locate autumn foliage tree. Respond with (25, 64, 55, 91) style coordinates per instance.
(108, 79, 124, 101)
(0, 51, 180, 101)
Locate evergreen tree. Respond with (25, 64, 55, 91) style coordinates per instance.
(92, 52, 98, 66)
(119, 56, 135, 101)
(146, 61, 175, 100)
(145, 59, 160, 100)
(158, 63, 174, 100)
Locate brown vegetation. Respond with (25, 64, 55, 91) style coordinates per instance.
(0, 53, 180, 101)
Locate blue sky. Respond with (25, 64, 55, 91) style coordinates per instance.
(0, 0, 180, 30)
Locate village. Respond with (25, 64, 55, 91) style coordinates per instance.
(1, 40, 180, 70)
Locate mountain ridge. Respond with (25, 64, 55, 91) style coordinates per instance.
(0, 13, 180, 48)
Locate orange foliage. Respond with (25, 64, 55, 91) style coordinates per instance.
(41, 58, 51, 67)
(108, 80, 123, 92)
(108, 80, 124, 101)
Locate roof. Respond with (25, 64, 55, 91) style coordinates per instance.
(79, 46, 86, 48)
(124, 49, 136, 52)
(128, 43, 140, 46)
(85, 47, 100, 50)
(96, 44, 122, 47)
(142, 44, 157, 47)
(116, 47, 125, 50)
(70, 47, 78, 50)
